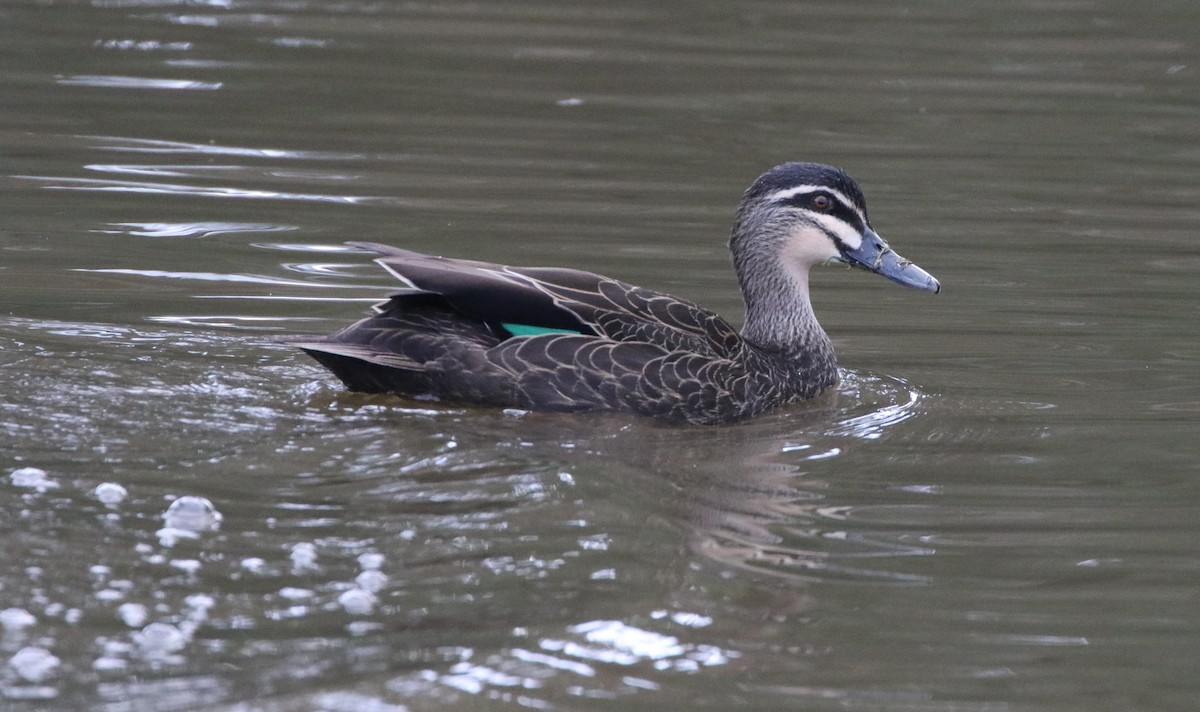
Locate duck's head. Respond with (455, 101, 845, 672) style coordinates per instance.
(731, 162, 940, 294)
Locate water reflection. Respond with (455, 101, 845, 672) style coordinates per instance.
(85, 136, 363, 161)
(19, 175, 379, 204)
(85, 166, 241, 178)
(280, 262, 369, 277)
(7, 312, 936, 696)
(96, 222, 297, 238)
(611, 375, 939, 586)
(253, 243, 366, 253)
(55, 75, 223, 90)
(75, 268, 358, 288)
(0, 307, 1136, 710)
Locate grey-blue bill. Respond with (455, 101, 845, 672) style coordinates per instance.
(840, 228, 941, 293)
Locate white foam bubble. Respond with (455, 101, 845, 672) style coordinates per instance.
(240, 557, 266, 573)
(355, 570, 388, 593)
(117, 603, 148, 628)
(279, 587, 314, 601)
(0, 608, 37, 630)
(158, 496, 223, 546)
(134, 622, 188, 655)
(10, 467, 59, 492)
(337, 588, 377, 615)
(357, 552, 385, 571)
(290, 542, 318, 570)
(169, 559, 202, 576)
(8, 646, 61, 683)
(93, 482, 129, 505)
(184, 594, 215, 624)
(162, 496, 223, 531)
(92, 655, 128, 672)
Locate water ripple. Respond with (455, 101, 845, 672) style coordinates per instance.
(16, 175, 379, 204)
(832, 381, 925, 441)
(252, 243, 365, 253)
(97, 222, 298, 238)
(278, 261, 375, 277)
(73, 268, 360, 289)
(146, 315, 326, 330)
(85, 164, 247, 178)
(84, 135, 365, 161)
(56, 75, 222, 90)
(94, 39, 194, 52)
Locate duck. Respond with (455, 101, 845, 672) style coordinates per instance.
(294, 162, 940, 425)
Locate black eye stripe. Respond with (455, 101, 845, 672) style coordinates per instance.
(777, 192, 865, 233)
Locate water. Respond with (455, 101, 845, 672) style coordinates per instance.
(3, 0, 1199, 709)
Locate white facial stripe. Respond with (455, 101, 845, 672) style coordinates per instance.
(763, 184, 866, 226)
(810, 213, 863, 251)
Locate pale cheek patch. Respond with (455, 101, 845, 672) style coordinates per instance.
(782, 223, 843, 267)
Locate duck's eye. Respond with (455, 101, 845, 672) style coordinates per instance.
(811, 194, 833, 211)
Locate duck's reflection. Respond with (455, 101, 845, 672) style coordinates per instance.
(593, 371, 936, 586)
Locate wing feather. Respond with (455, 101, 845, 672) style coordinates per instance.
(349, 243, 743, 357)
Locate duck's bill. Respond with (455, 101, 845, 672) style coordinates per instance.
(839, 228, 941, 293)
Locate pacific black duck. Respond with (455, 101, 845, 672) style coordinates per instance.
(295, 162, 940, 424)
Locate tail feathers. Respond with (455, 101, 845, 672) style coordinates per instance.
(291, 341, 421, 370)
(294, 340, 437, 396)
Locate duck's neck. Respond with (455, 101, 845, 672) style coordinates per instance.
(736, 255, 835, 367)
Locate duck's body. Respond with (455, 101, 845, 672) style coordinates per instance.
(295, 162, 940, 424)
